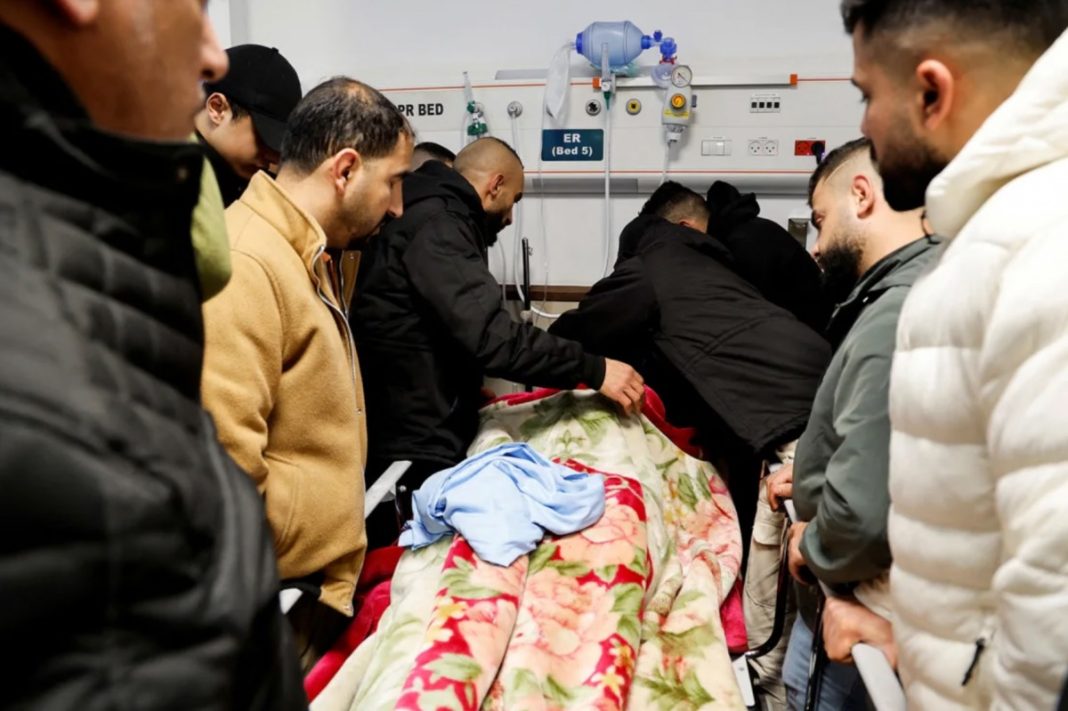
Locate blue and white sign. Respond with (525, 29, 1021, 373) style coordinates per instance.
(541, 129, 604, 161)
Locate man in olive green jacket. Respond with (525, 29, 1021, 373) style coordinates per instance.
(773, 139, 940, 710)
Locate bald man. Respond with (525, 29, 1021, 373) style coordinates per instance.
(353, 137, 643, 540)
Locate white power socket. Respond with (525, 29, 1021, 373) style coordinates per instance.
(748, 138, 778, 156)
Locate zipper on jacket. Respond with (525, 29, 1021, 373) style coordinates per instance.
(312, 245, 362, 415)
(962, 637, 989, 686)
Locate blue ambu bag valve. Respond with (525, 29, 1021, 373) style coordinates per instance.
(575, 21, 653, 72)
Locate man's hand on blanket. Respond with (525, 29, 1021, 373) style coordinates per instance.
(787, 521, 816, 585)
(599, 359, 645, 416)
(766, 462, 794, 512)
(822, 595, 898, 669)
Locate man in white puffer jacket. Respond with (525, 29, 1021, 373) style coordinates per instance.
(843, 0, 1068, 708)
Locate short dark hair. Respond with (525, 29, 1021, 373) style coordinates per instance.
(841, 0, 1068, 55)
(227, 98, 249, 120)
(640, 181, 710, 224)
(414, 142, 456, 163)
(280, 77, 413, 174)
(808, 138, 872, 204)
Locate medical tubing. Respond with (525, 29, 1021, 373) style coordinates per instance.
(510, 113, 527, 306)
(517, 60, 572, 322)
(602, 96, 614, 277)
(496, 241, 508, 303)
(510, 113, 558, 321)
(535, 43, 578, 315)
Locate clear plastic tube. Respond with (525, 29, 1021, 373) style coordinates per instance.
(510, 114, 526, 307)
(661, 141, 671, 185)
(601, 95, 614, 277)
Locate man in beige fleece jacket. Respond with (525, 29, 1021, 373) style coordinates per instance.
(201, 77, 412, 662)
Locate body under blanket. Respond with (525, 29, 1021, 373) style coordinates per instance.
(313, 389, 746, 711)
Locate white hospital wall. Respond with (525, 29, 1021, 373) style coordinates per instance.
(213, 0, 863, 287)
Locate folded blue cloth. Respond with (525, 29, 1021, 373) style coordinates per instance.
(398, 442, 605, 566)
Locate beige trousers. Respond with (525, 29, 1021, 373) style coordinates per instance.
(743, 443, 798, 710)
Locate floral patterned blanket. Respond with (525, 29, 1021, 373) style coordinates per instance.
(312, 390, 746, 711)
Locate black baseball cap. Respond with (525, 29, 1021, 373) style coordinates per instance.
(205, 45, 302, 153)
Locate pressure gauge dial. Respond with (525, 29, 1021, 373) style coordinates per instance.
(671, 65, 693, 88)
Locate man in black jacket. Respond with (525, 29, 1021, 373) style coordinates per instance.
(0, 3, 303, 709)
(552, 184, 831, 544)
(706, 180, 832, 333)
(353, 137, 644, 513)
(617, 181, 832, 335)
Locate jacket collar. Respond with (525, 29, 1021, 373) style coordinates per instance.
(0, 24, 203, 218)
(826, 235, 942, 347)
(927, 30, 1068, 239)
(237, 172, 329, 277)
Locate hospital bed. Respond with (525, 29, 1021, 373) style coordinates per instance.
(301, 388, 753, 710)
(280, 391, 900, 710)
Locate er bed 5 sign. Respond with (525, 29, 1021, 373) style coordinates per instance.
(541, 129, 604, 161)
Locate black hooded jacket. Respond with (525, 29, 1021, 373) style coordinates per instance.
(0, 26, 304, 711)
(552, 217, 830, 457)
(353, 161, 605, 468)
(706, 181, 832, 333)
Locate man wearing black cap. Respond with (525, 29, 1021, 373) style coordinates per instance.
(195, 44, 302, 205)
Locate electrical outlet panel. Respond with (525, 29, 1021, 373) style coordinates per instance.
(749, 93, 782, 113)
(748, 138, 778, 156)
(795, 139, 827, 156)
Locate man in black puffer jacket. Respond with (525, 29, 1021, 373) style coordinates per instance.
(0, 5, 303, 710)
(553, 185, 830, 543)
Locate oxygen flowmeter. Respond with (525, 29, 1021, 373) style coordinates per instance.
(663, 64, 694, 143)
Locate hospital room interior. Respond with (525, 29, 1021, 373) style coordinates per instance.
(4, 0, 1068, 709)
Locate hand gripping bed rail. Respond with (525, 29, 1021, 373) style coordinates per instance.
(781, 500, 906, 711)
(278, 461, 413, 614)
